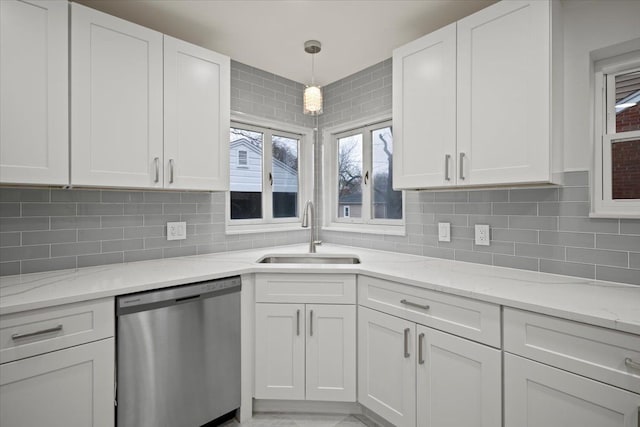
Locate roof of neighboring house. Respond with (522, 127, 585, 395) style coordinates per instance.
(231, 138, 297, 176)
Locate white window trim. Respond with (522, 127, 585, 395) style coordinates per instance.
(592, 52, 640, 218)
(322, 114, 406, 236)
(226, 112, 314, 234)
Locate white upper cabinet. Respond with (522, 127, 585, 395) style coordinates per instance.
(393, 0, 562, 189)
(71, 3, 164, 188)
(70, 4, 230, 190)
(164, 36, 230, 191)
(393, 23, 457, 189)
(457, 0, 561, 186)
(0, 0, 68, 186)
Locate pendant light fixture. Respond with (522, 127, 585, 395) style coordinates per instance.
(303, 40, 323, 115)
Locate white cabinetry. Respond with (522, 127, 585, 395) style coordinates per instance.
(0, 0, 68, 185)
(393, 0, 562, 189)
(71, 3, 230, 190)
(164, 36, 230, 191)
(71, 3, 163, 188)
(504, 308, 640, 427)
(0, 298, 115, 427)
(392, 23, 457, 189)
(254, 274, 356, 403)
(357, 276, 502, 427)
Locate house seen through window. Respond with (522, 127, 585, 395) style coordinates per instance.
(229, 123, 301, 222)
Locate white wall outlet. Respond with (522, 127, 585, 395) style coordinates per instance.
(438, 222, 451, 242)
(475, 224, 490, 246)
(167, 221, 187, 241)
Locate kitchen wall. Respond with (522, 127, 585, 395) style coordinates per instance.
(317, 56, 640, 286)
(0, 61, 309, 276)
(2, 1, 640, 284)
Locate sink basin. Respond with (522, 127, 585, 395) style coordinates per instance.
(257, 253, 361, 265)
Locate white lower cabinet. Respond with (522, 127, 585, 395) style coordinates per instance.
(254, 303, 356, 402)
(358, 306, 501, 427)
(416, 325, 501, 427)
(0, 337, 115, 427)
(505, 353, 640, 427)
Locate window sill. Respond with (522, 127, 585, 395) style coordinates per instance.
(226, 222, 305, 235)
(322, 223, 406, 236)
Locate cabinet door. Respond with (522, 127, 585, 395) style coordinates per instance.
(457, 1, 551, 185)
(0, 0, 68, 185)
(254, 303, 305, 400)
(164, 35, 230, 191)
(71, 3, 163, 188)
(416, 326, 501, 427)
(0, 338, 114, 427)
(393, 23, 457, 189)
(306, 304, 356, 402)
(505, 353, 640, 427)
(358, 306, 415, 427)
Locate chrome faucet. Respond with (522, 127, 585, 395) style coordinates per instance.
(301, 200, 322, 253)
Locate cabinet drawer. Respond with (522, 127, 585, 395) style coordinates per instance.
(255, 274, 356, 304)
(504, 308, 640, 394)
(358, 275, 500, 347)
(1, 298, 114, 364)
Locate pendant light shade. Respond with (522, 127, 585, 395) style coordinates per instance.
(304, 85, 323, 115)
(303, 40, 323, 115)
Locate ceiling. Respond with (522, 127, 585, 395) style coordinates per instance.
(75, 0, 496, 86)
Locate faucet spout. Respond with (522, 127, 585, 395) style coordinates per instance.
(301, 200, 321, 253)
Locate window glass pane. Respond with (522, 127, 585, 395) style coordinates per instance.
(230, 127, 263, 219)
(612, 138, 640, 199)
(337, 134, 363, 218)
(615, 71, 640, 132)
(372, 126, 402, 219)
(272, 135, 299, 218)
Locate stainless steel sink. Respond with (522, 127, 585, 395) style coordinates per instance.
(257, 253, 360, 264)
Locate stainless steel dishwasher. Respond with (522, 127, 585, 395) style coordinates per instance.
(116, 276, 241, 427)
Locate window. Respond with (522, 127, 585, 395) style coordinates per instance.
(237, 150, 248, 166)
(324, 118, 405, 234)
(594, 54, 640, 217)
(227, 118, 313, 233)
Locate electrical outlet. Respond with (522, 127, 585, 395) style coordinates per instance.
(438, 222, 451, 242)
(475, 224, 490, 246)
(167, 221, 187, 241)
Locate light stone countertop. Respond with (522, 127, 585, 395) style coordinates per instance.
(1, 244, 639, 335)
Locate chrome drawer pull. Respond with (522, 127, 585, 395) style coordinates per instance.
(153, 157, 160, 183)
(418, 333, 425, 365)
(404, 328, 410, 358)
(625, 358, 640, 371)
(400, 299, 430, 310)
(444, 154, 451, 181)
(12, 324, 63, 340)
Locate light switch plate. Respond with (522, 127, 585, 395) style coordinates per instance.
(475, 224, 490, 246)
(167, 221, 187, 241)
(438, 222, 451, 242)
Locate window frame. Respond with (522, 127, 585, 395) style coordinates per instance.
(226, 114, 314, 234)
(322, 115, 406, 235)
(592, 53, 640, 218)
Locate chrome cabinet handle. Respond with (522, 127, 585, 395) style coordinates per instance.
(296, 309, 300, 336)
(625, 358, 640, 371)
(169, 159, 175, 184)
(459, 152, 466, 180)
(400, 299, 430, 310)
(418, 333, 425, 365)
(404, 328, 410, 358)
(310, 310, 314, 336)
(445, 154, 451, 181)
(12, 324, 63, 340)
(154, 157, 160, 183)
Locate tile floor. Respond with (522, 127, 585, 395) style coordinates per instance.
(220, 412, 374, 426)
